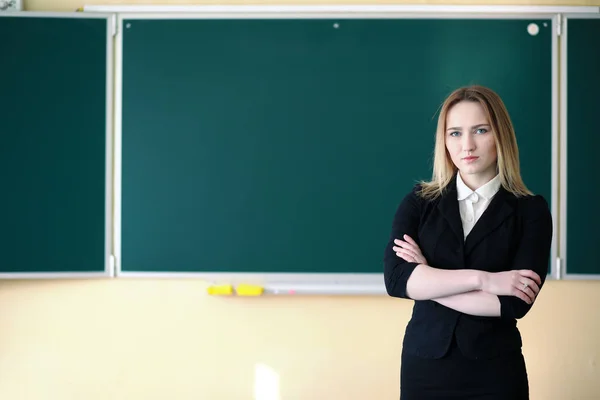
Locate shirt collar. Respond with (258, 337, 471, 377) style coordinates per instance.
(456, 173, 501, 202)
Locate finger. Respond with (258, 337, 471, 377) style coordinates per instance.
(395, 240, 416, 252)
(398, 249, 426, 264)
(403, 234, 419, 247)
(511, 287, 533, 304)
(522, 271, 542, 286)
(520, 277, 540, 294)
(395, 241, 426, 261)
(402, 236, 423, 256)
(527, 287, 536, 301)
(511, 283, 535, 303)
(396, 252, 414, 262)
(395, 248, 415, 259)
(392, 245, 413, 254)
(518, 269, 542, 285)
(520, 285, 536, 301)
(397, 249, 425, 264)
(515, 276, 539, 295)
(515, 280, 537, 302)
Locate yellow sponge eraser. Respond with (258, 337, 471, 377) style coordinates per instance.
(207, 284, 233, 296)
(235, 284, 264, 296)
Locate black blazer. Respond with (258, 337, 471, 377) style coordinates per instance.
(383, 175, 553, 360)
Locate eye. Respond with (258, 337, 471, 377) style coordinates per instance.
(449, 131, 460, 137)
(475, 128, 488, 134)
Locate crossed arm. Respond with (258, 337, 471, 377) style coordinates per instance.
(383, 191, 553, 319)
(403, 262, 523, 317)
(432, 291, 503, 317)
(395, 234, 542, 317)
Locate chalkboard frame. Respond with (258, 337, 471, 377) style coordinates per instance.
(0, 12, 116, 279)
(560, 13, 600, 280)
(113, 11, 562, 294)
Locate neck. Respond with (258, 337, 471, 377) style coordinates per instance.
(459, 170, 497, 191)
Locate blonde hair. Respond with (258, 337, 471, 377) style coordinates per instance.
(418, 85, 533, 200)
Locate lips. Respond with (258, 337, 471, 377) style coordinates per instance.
(462, 156, 479, 162)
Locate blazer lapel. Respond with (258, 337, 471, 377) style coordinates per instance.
(436, 176, 465, 245)
(464, 187, 515, 255)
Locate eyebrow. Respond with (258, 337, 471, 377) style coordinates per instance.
(446, 124, 490, 132)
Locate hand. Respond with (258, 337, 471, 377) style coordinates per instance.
(480, 270, 542, 304)
(392, 234, 428, 265)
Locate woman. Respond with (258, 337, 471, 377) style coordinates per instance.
(383, 85, 553, 399)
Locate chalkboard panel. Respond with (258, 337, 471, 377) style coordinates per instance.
(562, 15, 600, 278)
(0, 14, 113, 277)
(118, 16, 555, 283)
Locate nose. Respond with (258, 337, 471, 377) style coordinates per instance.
(462, 133, 475, 152)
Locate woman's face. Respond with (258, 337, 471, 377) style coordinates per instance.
(445, 101, 498, 185)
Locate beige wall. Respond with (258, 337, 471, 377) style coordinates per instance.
(5, 0, 599, 399)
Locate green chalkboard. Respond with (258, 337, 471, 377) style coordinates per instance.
(120, 17, 554, 276)
(564, 16, 600, 277)
(0, 14, 112, 276)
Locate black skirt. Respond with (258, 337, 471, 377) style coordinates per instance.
(400, 336, 529, 400)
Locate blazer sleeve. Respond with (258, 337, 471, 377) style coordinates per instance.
(498, 195, 553, 319)
(383, 186, 422, 299)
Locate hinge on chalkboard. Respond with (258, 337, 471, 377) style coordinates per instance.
(109, 254, 117, 276)
(556, 14, 562, 36)
(111, 14, 117, 36)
